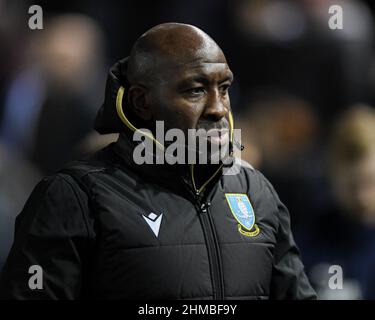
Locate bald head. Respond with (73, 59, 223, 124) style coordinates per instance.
(125, 23, 233, 136)
(127, 23, 227, 85)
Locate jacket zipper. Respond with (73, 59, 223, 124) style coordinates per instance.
(198, 201, 225, 300)
(181, 172, 225, 300)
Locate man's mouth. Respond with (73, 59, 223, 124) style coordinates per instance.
(205, 128, 230, 145)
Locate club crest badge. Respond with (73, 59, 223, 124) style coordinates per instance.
(225, 193, 260, 237)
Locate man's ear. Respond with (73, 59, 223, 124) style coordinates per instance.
(127, 85, 152, 121)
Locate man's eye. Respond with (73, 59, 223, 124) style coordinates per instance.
(186, 87, 206, 96)
(220, 84, 230, 95)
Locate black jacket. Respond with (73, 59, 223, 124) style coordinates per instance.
(0, 59, 316, 300)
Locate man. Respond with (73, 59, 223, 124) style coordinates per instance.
(0, 23, 316, 299)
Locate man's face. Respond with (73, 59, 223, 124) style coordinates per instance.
(148, 58, 234, 149)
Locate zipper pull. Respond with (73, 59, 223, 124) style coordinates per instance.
(200, 202, 211, 214)
(200, 203, 207, 213)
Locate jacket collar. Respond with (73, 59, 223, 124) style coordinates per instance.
(113, 131, 225, 196)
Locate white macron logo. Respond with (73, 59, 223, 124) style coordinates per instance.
(143, 212, 163, 237)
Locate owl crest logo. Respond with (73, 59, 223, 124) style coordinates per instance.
(225, 193, 260, 237)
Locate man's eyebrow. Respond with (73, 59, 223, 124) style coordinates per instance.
(178, 73, 234, 86)
(219, 74, 234, 84)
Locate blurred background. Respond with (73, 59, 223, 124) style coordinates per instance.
(1, 0, 375, 299)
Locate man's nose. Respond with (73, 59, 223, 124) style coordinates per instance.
(202, 90, 228, 122)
